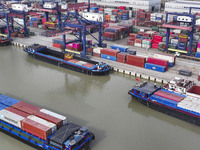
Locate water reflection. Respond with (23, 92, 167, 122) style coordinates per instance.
(128, 98, 200, 134)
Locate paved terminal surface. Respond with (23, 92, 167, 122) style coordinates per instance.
(12, 27, 200, 85)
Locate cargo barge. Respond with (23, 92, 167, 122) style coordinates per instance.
(0, 94, 95, 150)
(0, 37, 10, 46)
(24, 44, 111, 75)
(128, 78, 200, 126)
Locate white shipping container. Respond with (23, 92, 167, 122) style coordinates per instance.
(142, 44, 151, 49)
(43, 2, 56, 9)
(81, 12, 104, 22)
(27, 115, 57, 133)
(39, 109, 67, 125)
(177, 16, 193, 23)
(197, 48, 200, 52)
(11, 4, 29, 12)
(93, 47, 103, 54)
(171, 39, 178, 44)
(18, 19, 24, 25)
(173, 29, 181, 34)
(0, 109, 25, 128)
(134, 43, 142, 47)
(154, 53, 174, 63)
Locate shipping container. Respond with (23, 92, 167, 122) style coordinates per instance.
(12, 101, 40, 114)
(101, 54, 116, 61)
(39, 108, 67, 125)
(147, 57, 168, 71)
(145, 63, 166, 72)
(127, 55, 146, 64)
(154, 53, 176, 67)
(21, 118, 52, 140)
(0, 95, 19, 107)
(33, 111, 63, 128)
(0, 109, 25, 128)
(126, 60, 145, 68)
(110, 45, 128, 52)
(6, 107, 29, 118)
(179, 69, 192, 77)
(27, 115, 57, 133)
(154, 90, 184, 102)
(101, 48, 120, 57)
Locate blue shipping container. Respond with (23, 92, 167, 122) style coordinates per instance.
(178, 41, 187, 47)
(101, 54, 116, 61)
(177, 45, 187, 50)
(145, 63, 166, 72)
(110, 45, 128, 52)
(168, 62, 174, 67)
(195, 52, 200, 58)
(0, 95, 20, 106)
(0, 103, 8, 111)
(150, 95, 178, 108)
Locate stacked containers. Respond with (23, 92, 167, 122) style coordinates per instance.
(197, 42, 200, 52)
(154, 53, 176, 67)
(126, 55, 146, 68)
(147, 57, 168, 71)
(128, 33, 137, 46)
(21, 118, 53, 140)
(142, 39, 152, 49)
(39, 109, 68, 126)
(135, 38, 142, 47)
(117, 53, 126, 63)
(152, 35, 163, 49)
(0, 95, 19, 107)
(198, 71, 200, 81)
(187, 42, 197, 52)
(93, 47, 103, 57)
(122, 10, 129, 20)
(102, 32, 117, 41)
(178, 34, 188, 50)
(100, 48, 120, 61)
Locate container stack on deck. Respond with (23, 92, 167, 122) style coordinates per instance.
(0, 95, 67, 141)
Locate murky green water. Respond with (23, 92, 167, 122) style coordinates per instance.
(0, 46, 200, 150)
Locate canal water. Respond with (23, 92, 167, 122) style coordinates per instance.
(0, 46, 200, 150)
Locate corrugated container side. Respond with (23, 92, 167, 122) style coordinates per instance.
(147, 57, 168, 71)
(12, 101, 40, 114)
(127, 55, 146, 63)
(33, 111, 63, 128)
(145, 63, 166, 72)
(0, 103, 8, 111)
(0, 95, 20, 106)
(101, 54, 116, 61)
(27, 115, 57, 133)
(0, 109, 25, 128)
(21, 118, 51, 140)
(6, 107, 29, 118)
(100, 48, 120, 57)
(39, 108, 67, 125)
(126, 60, 144, 68)
(154, 90, 184, 102)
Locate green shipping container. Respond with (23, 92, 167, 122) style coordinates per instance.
(152, 26, 159, 32)
(133, 28, 139, 33)
(169, 44, 177, 49)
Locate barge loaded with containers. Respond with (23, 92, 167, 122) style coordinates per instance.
(0, 94, 95, 150)
(24, 44, 111, 75)
(128, 77, 200, 126)
(0, 37, 10, 46)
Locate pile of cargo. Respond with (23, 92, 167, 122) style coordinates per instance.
(103, 24, 133, 41)
(52, 38, 92, 51)
(0, 95, 67, 140)
(92, 44, 176, 72)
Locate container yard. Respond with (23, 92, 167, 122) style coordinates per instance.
(1, 0, 200, 150)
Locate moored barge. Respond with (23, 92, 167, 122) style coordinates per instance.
(128, 78, 200, 126)
(0, 94, 95, 150)
(24, 44, 111, 75)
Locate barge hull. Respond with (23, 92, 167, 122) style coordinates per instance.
(134, 96, 200, 126)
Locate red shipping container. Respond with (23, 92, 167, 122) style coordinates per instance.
(147, 57, 168, 71)
(152, 43, 159, 49)
(198, 75, 200, 81)
(127, 55, 146, 63)
(132, 20, 135, 25)
(178, 38, 188, 43)
(143, 33, 151, 37)
(127, 40, 135, 46)
(33, 111, 63, 128)
(126, 60, 144, 68)
(135, 39, 142, 44)
(154, 35, 163, 41)
(154, 90, 184, 102)
(53, 43, 61, 48)
(82, 63, 94, 68)
(6, 107, 29, 118)
(100, 48, 120, 57)
(21, 118, 52, 140)
(12, 101, 40, 114)
(93, 52, 101, 57)
(87, 48, 93, 52)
